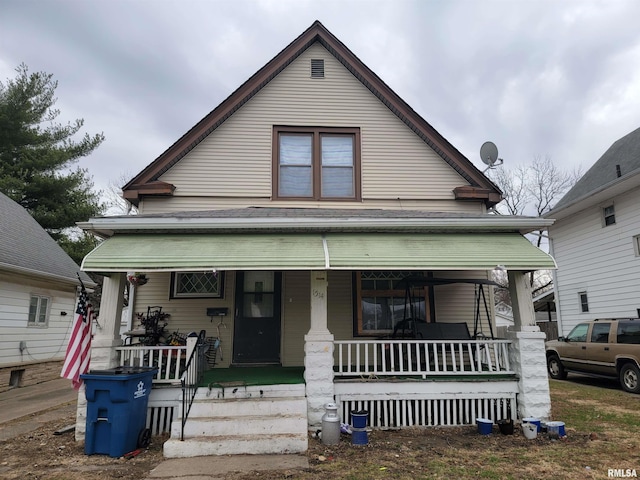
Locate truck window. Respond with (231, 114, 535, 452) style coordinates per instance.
(590, 323, 610, 343)
(566, 323, 589, 342)
(617, 322, 640, 344)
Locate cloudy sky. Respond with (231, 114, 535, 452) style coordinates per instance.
(2, 0, 640, 210)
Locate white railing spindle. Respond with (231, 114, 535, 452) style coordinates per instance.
(333, 339, 513, 378)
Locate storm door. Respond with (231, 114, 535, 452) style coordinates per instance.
(233, 271, 282, 364)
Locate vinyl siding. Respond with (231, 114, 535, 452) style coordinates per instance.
(281, 271, 309, 366)
(157, 43, 470, 209)
(549, 187, 640, 335)
(0, 275, 76, 366)
(139, 196, 484, 214)
(433, 271, 495, 336)
(132, 272, 235, 368)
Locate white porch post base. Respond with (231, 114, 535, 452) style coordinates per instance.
(75, 273, 126, 442)
(74, 386, 87, 442)
(507, 327, 551, 421)
(304, 333, 335, 429)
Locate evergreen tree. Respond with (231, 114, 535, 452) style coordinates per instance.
(0, 64, 105, 258)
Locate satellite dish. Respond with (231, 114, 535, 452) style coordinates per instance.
(480, 141, 499, 166)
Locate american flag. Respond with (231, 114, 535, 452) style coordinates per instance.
(61, 282, 93, 389)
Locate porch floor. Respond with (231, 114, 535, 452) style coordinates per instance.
(200, 366, 305, 388)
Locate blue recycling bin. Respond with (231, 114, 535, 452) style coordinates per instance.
(81, 366, 157, 457)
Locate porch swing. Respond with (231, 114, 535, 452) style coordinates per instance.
(392, 275, 498, 340)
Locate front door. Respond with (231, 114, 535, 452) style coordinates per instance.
(233, 271, 282, 364)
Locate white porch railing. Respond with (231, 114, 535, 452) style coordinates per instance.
(334, 339, 513, 378)
(116, 345, 187, 384)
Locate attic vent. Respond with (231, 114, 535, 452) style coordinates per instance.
(311, 59, 324, 78)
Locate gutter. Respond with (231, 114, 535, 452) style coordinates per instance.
(0, 263, 97, 288)
(78, 216, 555, 238)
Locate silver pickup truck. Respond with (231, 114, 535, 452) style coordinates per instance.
(545, 318, 640, 393)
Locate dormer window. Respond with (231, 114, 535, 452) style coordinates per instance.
(273, 126, 361, 200)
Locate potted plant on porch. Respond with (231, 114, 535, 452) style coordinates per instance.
(127, 273, 148, 286)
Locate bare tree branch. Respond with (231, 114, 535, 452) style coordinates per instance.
(105, 173, 138, 216)
(487, 156, 581, 303)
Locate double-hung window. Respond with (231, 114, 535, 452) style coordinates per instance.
(578, 291, 589, 313)
(28, 295, 50, 326)
(603, 205, 616, 226)
(274, 126, 361, 200)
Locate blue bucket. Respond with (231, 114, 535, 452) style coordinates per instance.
(351, 411, 369, 429)
(546, 421, 565, 437)
(351, 428, 368, 445)
(523, 417, 541, 432)
(476, 418, 493, 435)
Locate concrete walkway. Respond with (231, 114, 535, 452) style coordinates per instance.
(147, 454, 309, 479)
(0, 377, 77, 441)
(0, 378, 309, 478)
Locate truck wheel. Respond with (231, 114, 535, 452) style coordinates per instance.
(619, 363, 640, 394)
(547, 354, 567, 380)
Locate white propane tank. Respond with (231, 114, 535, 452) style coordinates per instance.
(321, 402, 341, 445)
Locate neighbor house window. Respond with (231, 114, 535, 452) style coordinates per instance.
(633, 235, 640, 256)
(273, 126, 361, 200)
(28, 295, 50, 326)
(355, 271, 429, 336)
(578, 291, 589, 313)
(603, 205, 616, 226)
(171, 272, 224, 298)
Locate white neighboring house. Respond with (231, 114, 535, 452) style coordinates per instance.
(546, 127, 640, 336)
(0, 191, 96, 392)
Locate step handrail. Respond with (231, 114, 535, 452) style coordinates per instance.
(180, 332, 206, 441)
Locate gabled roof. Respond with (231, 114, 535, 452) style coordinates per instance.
(549, 126, 640, 215)
(0, 192, 94, 286)
(123, 20, 501, 207)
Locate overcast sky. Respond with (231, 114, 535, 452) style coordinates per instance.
(2, 0, 640, 211)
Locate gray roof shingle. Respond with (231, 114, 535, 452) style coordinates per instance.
(0, 191, 93, 285)
(554, 126, 640, 209)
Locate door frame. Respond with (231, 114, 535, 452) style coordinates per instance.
(232, 271, 282, 365)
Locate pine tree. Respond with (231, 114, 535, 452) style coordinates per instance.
(0, 64, 105, 258)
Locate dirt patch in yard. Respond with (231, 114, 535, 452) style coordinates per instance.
(0, 412, 612, 480)
(1, 379, 639, 480)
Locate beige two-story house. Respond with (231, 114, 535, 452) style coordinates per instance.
(78, 21, 555, 458)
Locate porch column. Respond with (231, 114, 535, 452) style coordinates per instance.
(75, 272, 126, 441)
(91, 272, 126, 369)
(304, 270, 335, 429)
(508, 270, 536, 330)
(506, 270, 551, 421)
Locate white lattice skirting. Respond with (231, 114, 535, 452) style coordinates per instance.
(335, 380, 518, 428)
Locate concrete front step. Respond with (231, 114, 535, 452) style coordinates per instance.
(187, 396, 307, 419)
(175, 413, 307, 438)
(164, 383, 310, 458)
(163, 433, 309, 458)
(199, 382, 306, 400)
